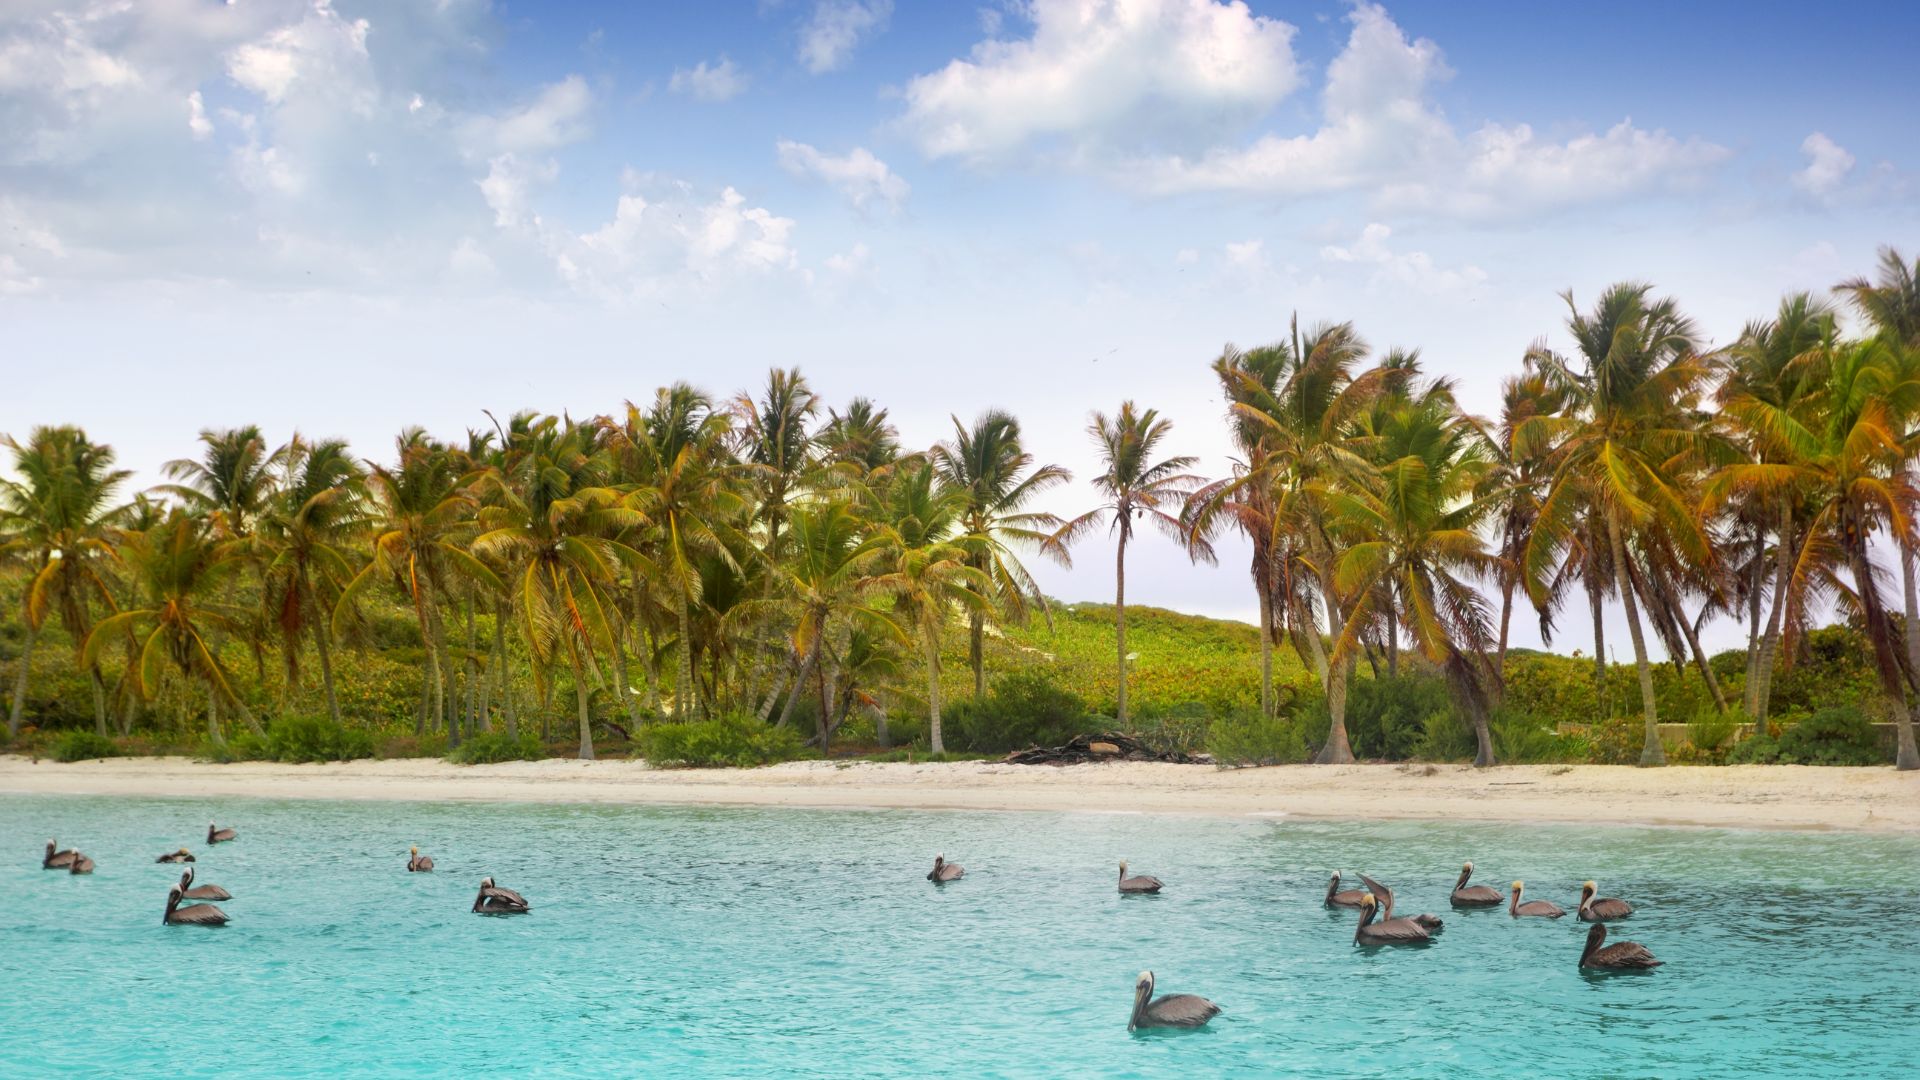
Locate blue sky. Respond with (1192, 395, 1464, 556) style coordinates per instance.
(3, 0, 1916, 656)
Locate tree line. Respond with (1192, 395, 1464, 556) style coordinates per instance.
(4, 248, 1918, 770)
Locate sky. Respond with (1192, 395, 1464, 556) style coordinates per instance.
(3, 0, 1917, 660)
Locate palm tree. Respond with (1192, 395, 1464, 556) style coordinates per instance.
(82, 509, 264, 742)
(820, 397, 903, 477)
(0, 426, 130, 737)
(474, 417, 645, 759)
(1482, 356, 1568, 680)
(931, 410, 1070, 701)
(1051, 402, 1203, 724)
(257, 436, 365, 727)
(1523, 284, 1715, 766)
(161, 426, 279, 539)
(1327, 392, 1503, 763)
(763, 499, 896, 751)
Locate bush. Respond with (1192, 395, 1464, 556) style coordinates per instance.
(448, 730, 546, 764)
(1206, 709, 1310, 766)
(52, 730, 119, 762)
(1585, 715, 1647, 765)
(1490, 708, 1580, 764)
(1733, 706, 1886, 766)
(1727, 732, 1782, 765)
(1674, 706, 1744, 765)
(634, 712, 808, 767)
(1326, 674, 1461, 761)
(203, 715, 375, 763)
(945, 669, 1099, 754)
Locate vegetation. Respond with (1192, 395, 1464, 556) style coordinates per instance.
(3, 249, 1920, 769)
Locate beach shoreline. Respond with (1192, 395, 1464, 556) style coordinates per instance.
(2, 755, 1914, 833)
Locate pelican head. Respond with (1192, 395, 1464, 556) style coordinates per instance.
(480, 877, 495, 889)
(178, 847, 190, 856)
(182, 866, 195, 885)
(1119, 860, 1128, 874)
(1463, 861, 1474, 871)
(1511, 880, 1524, 892)
(1129, 971, 1155, 1031)
(47, 838, 55, 851)
(1360, 892, 1377, 909)
(163, 883, 183, 922)
(410, 846, 419, 856)
(1582, 880, 1597, 897)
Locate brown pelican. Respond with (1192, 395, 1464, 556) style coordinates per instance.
(1358, 873, 1444, 931)
(1324, 871, 1368, 908)
(1579, 923, 1661, 970)
(179, 867, 231, 901)
(1508, 881, 1564, 918)
(155, 848, 195, 864)
(1449, 862, 1503, 908)
(472, 877, 529, 915)
(1354, 893, 1430, 946)
(207, 823, 237, 844)
(1577, 881, 1633, 922)
(1128, 971, 1220, 1031)
(164, 883, 230, 927)
(67, 851, 95, 874)
(927, 854, 964, 883)
(43, 839, 79, 870)
(1118, 861, 1163, 894)
(407, 846, 435, 872)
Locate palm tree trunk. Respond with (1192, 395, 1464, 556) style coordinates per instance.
(1114, 529, 1129, 724)
(1312, 549, 1355, 764)
(312, 605, 342, 728)
(1589, 574, 1607, 720)
(1844, 522, 1920, 769)
(758, 656, 793, 724)
(675, 594, 695, 719)
(1901, 543, 1920, 696)
(1743, 529, 1764, 715)
(207, 686, 224, 746)
(1256, 585, 1275, 718)
(613, 627, 642, 728)
(777, 629, 818, 730)
(927, 632, 945, 755)
(89, 667, 108, 737)
(815, 643, 832, 755)
(230, 690, 265, 739)
(1496, 576, 1515, 692)
(573, 651, 595, 761)
(1751, 508, 1794, 727)
(1676, 603, 1728, 712)
(1606, 507, 1664, 766)
(7, 619, 36, 738)
(969, 612, 986, 702)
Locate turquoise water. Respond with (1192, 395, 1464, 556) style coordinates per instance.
(3, 795, 1916, 1077)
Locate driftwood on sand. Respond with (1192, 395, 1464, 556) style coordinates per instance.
(1004, 733, 1209, 766)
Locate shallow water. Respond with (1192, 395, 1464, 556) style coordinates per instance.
(2, 795, 1916, 1077)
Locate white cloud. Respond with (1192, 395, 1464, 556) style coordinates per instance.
(825, 242, 871, 273)
(798, 0, 893, 74)
(899, 0, 1297, 163)
(465, 75, 593, 156)
(669, 57, 748, 102)
(225, 1, 372, 109)
(561, 180, 799, 294)
(187, 91, 212, 139)
(1174, 248, 1199, 265)
(1792, 132, 1854, 197)
(1320, 222, 1486, 293)
(476, 153, 557, 228)
(776, 140, 908, 211)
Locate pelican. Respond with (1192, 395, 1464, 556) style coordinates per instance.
(472, 877, 529, 915)
(1128, 971, 1220, 1031)
(1508, 881, 1564, 918)
(67, 851, 95, 874)
(1324, 871, 1368, 908)
(1354, 893, 1430, 946)
(1579, 923, 1661, 970)
(1577, 881, 1633, 922)
(1358, 873, 1444, 931)
(164, 883, 230, 927)
(155, 848, 195, 864)
(407, 846, 435, 872)
(207, 823, 237, 844)
(927, 853, 964, 883)
(179, 867, 231, 901)
(1449, 862, 1503, 908)
(43, 839, 78, 870)
(1118, 861, 1163, 894)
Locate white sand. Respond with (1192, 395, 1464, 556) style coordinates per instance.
(3, 755, 1914, 832)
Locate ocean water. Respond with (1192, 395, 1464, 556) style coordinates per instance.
(2, 795, 1916, 1078)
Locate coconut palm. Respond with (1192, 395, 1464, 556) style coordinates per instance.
(931, 410, 1070, 701)
(0, 426, 130, 737)
(257, 436, 365, 727)
(82, 509, 264, 742)
(160, 426, 279, 540)
(1523, 284, 1715, 766)
(1482, 355, 1569, 679)
(1051, 403, 1203, 724)
(820, 397, 903, 478)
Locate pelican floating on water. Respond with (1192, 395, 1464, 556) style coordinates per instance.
(155, 848, 195, 864)
(1358, 873, 1444, 931)
(1128, 971, 1220, 1031)
(1355, 893, 1430, 946)
(927, 854, 964, 883)
(1324, 871, 1368, 908)
(407, 846, 435, 872)
(1508, 881, 1564, 918)
(43, 839, 79, 870)
(1577, 881, 1633, 922)
(1118, 861, 1163, 894)
(1579, 923, 1661, 970)
(164, 883, 230, 927)
(1449, 862, 1503, 908)
(207, 823, 237, 844)
(179, 867, 230, 901)
(472, 877, 529, 915)
(67, 851, 94, 874)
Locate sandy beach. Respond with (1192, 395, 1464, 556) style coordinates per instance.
(3, 755, 1914, 832)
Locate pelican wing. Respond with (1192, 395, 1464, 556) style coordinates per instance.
(171, 903, 230, 926)
(1593, 942, 1661, 968)
(1120, 875, 1164, 892)
(1517, 900, 1565, 918)
(68, 854, 95, 874)
(1356, 873, 1395, 914)
(413, 855, 435, 871)
(1367, 916, 1432, 942)
(1144, 993, 1220, 1027)
(183, 885, 232, 901)
(44, 850, 77, 869)
(481, 884, 528, 906)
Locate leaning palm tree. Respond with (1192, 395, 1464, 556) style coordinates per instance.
(931, 410, 1071, 701)
(1523, 284, 1716, 766)
(1481, 355, 1568, 679)
(257, 436, 365, 727)
(82, 509, 264, 743)
(1051, 403, 1203, 723)
(0, 426, 130, 737)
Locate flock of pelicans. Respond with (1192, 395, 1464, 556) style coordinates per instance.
(41, 834, 1660, 1032)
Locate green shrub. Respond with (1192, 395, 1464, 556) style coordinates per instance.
(634, 712, 808, 767)
(1778, 706, 1885, 765)
(448, 730, 545, 764)
(52, 730, 119, 762)
(946, 669, 1099, 753)
(1490, 708, 1579, 764)
(1675, 705, 1744, 764)
(1206, 709, 1310, 766)
(1332, 674, 1458, 760)
(1727, 732, 1782, 765)
(264, 715, 376, 762)
(1585, 715, 1645, 765)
